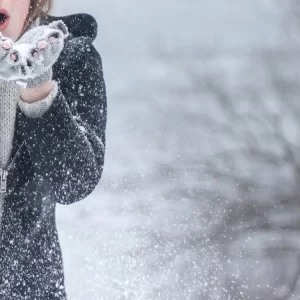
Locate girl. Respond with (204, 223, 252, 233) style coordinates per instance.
(0, 0, 107, 299)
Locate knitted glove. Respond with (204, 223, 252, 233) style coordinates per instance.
(0, 20, 69, 88)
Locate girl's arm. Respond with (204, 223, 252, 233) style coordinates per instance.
(20, 80, 55, 104)
(17, 39, 107, 205)
(17, 80, 56, 118)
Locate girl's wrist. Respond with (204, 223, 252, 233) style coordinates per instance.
(20, 80, 54, 103)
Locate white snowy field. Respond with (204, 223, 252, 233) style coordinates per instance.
(52, 1, 300, 299)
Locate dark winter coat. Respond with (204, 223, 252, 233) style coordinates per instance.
(0, 13, 107, 299)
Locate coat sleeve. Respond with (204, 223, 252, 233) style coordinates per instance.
(18, 39, 107, 205)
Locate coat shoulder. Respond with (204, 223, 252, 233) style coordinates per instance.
(43, 14, 102, 86)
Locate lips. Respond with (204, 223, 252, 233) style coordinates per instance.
(0, 9, 9, 31)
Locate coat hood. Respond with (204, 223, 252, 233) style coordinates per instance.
(39, 13, 98, 42)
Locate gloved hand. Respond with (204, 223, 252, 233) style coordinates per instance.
(0, 20, 69, 88)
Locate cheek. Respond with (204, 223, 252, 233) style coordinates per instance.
(14, 0, 30, 22)
(9, 0, 30, 39)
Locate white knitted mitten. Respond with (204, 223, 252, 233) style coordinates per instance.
(0, 20, 69, 88)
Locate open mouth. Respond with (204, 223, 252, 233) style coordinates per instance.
(0, 9, 9, 30)
(0, 13, 7, 24)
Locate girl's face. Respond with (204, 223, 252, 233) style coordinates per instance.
(0, 0, 30, 41)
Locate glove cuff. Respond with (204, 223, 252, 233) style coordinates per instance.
(17, 68, 53, 89)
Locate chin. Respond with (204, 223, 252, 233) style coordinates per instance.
(3, 29, 21, 41)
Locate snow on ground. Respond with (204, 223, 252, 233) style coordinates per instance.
(51, 1, 293, 299)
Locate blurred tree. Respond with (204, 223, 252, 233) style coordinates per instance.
(149, 5, 300, 298)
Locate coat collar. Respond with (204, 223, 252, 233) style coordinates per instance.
(8, 107, 24, 169)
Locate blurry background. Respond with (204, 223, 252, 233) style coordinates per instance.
(53, 1, 300, 299)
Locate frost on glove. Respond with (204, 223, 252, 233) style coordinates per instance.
(0, 20, 69, 88)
